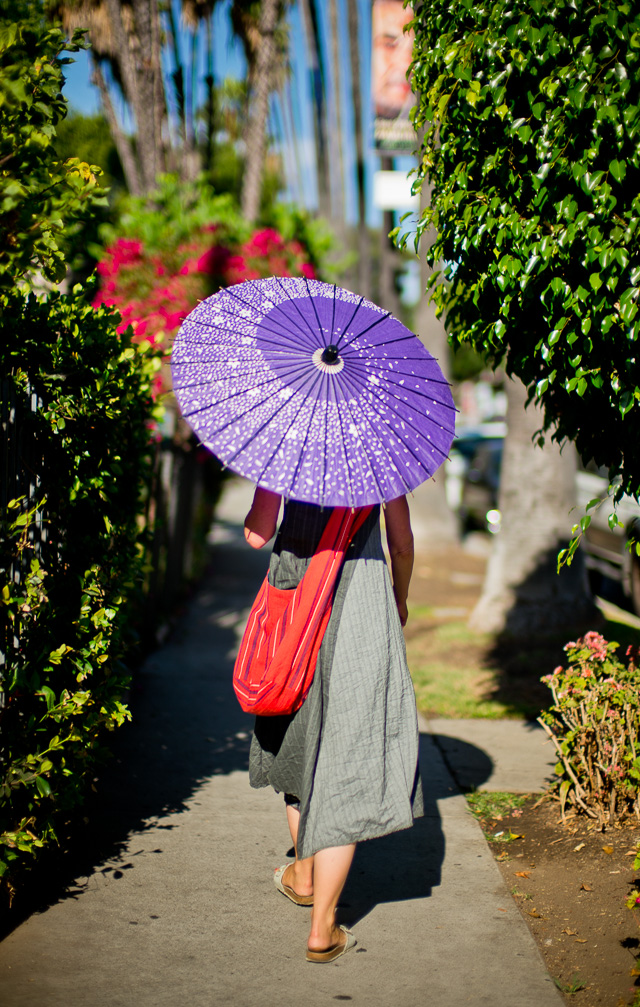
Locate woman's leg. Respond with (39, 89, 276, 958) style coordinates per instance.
(307, 844, 356, 951)
(282, 803, 314, 896)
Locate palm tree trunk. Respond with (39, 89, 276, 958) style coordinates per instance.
(328, 0, 345, 224)
(377, 155, 401, 315)
(300, 0, 330, 217)
(185, 28, 198, 149)
(131, 0, 163, 190)
(282, 82, 304, 204)
(164, 1, 187, 148)
(90, 55, 142, 196)
(346, 0, 371, 297)
(241, 0, 280, 223)
(150, 0, 165, 177)
(104, 0, 165, 193)
(469, 376, 595, 635)
(409, 179, 458, 545)
(204, 14, 216, 171)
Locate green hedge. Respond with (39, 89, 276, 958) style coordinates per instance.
(409, 0, 640, 510)
(0, 287, 159, 897)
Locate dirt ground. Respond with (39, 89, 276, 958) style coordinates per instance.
(476, 797, 640, 1007)
(407, 539, 640, 1007)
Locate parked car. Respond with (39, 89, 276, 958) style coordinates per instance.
(449, 423, 505, 534)
(446, 421, 505, 518)
(453, 429, 640, 616)
(575, 461, 640, 616)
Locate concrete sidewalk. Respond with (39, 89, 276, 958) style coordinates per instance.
(0, 481, 562, 1007)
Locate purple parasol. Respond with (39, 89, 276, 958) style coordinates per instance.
(171, 276, 456, 507)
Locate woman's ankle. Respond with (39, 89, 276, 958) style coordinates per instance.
(288, 860, 313, 893)
(308, 919, 341, 950)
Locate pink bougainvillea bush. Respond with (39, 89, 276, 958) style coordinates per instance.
(92, 177, 332, 403)
(538, 633, 640, 827)
(221, 228, 316, 286)
(93, 225, 316, 350)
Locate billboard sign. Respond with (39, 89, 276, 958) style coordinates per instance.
(373, 170, 418, 210)
(371, 0, 416, 151)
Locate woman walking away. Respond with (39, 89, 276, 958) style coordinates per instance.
(170, 275, 455, 961)
(244, 486, 423, 963)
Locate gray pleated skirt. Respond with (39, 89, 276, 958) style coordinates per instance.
(249, 500, 423, 859)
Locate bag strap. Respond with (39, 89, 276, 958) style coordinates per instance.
(310, 505, 374, 567)
(278, 505, 374, 676)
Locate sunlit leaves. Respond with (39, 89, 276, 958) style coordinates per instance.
(0, 13, 106, 288)
(0, 291, 156, 889)
(408, 0, 640, 508)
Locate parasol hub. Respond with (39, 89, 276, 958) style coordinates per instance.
(322, 344, 340, 364)
(312, 345, 344, 374)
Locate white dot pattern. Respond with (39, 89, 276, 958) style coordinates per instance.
(171, 277, 456, 507)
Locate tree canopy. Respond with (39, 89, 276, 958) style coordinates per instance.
(408, 0, 640, 513)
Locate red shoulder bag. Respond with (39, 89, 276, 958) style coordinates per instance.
(233, 505, 373, 717)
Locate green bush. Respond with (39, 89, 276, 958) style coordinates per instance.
(538, 632, 640, 827)
(0, 2, 165, 899)
(409, 0, 640, 514)
(0, 287, 159, 897)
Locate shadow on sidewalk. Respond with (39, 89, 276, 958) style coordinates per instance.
(0, 527, 264, 940)
(337, 732, 492, 927)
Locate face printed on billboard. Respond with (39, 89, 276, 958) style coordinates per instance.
(372, 0, 414, 118)
(371, 0, 415, 150)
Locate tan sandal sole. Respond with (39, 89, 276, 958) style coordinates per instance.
(274, 864, 314, 906)
(306, 926, 356, 963)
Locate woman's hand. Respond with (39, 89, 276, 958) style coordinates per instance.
(395, 597, 409, 628)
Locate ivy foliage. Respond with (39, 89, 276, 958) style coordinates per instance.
(0, 289, 160, 892)
(0, 0, 159, 897)
(408, 0, 640, 506)
(0, 5, 107, 288)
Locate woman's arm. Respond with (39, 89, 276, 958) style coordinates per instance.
(384, 495, 414, 627)
(244, 486, 282, 549)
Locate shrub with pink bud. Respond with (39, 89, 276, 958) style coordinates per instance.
(539, 632, 640, 828)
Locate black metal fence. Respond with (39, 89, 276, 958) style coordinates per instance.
(140, 434, 224, 635)
(1, 380, 223, 671)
